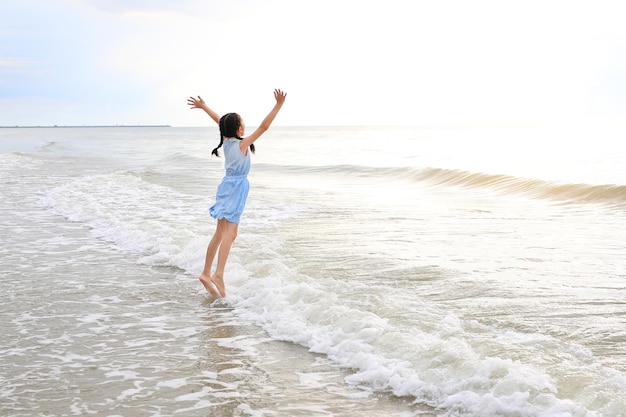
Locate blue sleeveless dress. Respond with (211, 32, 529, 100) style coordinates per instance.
(210, 138, 251, 224)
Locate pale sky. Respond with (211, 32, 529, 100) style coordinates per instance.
(1, 0, 626, 127)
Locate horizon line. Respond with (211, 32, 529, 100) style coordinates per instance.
(0, 124, 172, 128)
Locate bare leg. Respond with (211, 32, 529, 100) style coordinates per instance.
(211, 220, 238, 298)
(199, 220, 227, 296)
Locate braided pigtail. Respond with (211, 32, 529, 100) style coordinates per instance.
(211, 142, 223, 157)
(212, 116, 226, 157)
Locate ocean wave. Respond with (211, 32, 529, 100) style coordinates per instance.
(230, 246, 619, 417)
(256, 163, 626, 207)
(35, 168, 626, 416)
(38, 140, 76, 153)
(39, 170, 307, 267)
(40, 140, 59, 148)
(0, 152, 40, 173)
(415, 167, 626, 206)
(158, 151, 208, 165)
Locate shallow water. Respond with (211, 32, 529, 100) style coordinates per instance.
(1, 125, 625, 416)
(1, 197, 422, 416)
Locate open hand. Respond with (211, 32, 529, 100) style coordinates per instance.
(187, 96, 206, 109)
(274, 89, 287, 105)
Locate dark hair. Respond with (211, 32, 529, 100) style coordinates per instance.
(212, 112, 255, 157)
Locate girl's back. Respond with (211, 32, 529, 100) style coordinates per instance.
(223, 139, 250, 178)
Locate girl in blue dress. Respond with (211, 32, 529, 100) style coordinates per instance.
(187, 89, 287, 297)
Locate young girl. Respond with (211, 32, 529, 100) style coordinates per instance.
(187, 89, 287, 297)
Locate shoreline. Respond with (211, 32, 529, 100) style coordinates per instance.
(0, 125, 171, 128)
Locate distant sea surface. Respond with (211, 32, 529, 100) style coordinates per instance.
(1, 125, 625, 416)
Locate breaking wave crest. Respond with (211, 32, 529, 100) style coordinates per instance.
(259, 163, 626, 207)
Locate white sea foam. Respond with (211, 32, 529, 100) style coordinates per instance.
(16, 126, 624, 416)
(156, 377, 189, 389)
(234, 291, 582, 415)
(37, 166, 624, 415)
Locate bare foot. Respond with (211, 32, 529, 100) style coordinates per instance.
(199, 273, 219, 296)
(211, 274, 226, 298)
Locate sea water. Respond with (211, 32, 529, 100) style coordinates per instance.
(1, 125, 625, 416)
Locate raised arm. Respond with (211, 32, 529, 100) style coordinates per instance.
(240, 89, 287, 151)
(187, 95, 220, 125)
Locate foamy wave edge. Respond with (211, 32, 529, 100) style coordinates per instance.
(257, 163, 626, 207)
